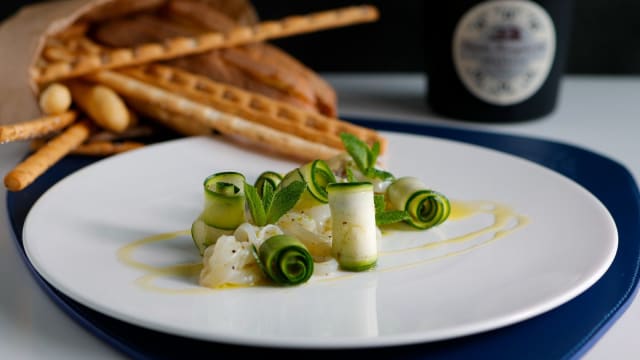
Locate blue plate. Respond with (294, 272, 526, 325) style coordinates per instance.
(8, 119, 640, 359)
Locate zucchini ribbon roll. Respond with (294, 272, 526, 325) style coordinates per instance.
(192, 172, 246, 255)
(254, 171, 283, 198)
(386, 176, 451, 229)
(258, 234, 314, 285)
(280, 159, 336, 210)
(202, 172, 246, 230)
(328, 182, 378, 271)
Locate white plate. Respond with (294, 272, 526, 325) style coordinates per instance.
(23, 132, 617, 349)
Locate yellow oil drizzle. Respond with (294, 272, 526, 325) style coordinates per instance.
(376, 200, 529, 273)
(382, 200, 528, 255)
(134, 266, 208, 294)
(117, 200, 529, 292)
(449, 200, 484, 220)
(117, 230, 210, 294)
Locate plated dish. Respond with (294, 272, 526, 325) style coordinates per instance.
(23, 131, 617, 349)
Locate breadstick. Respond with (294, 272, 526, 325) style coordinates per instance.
(34, 5, 379, 84)
(85, 70, 340, 161)
(44, 36, 99, 59)
(42, 45, 77, 62)
(0, 111, 77, 144)
(39, 83, 72, 115)
(50, 22, 89, 39)
(79, 0, 165, 23)
(123, 64, 386, 152)
(66, 80, 134, 133)
(4, 121, 91, 191)
(70, 37, 103, 55)
(88, 125, 155, 142)
(73, 140, 144, 156)
(30, 138, 144, 156)
(126, 97, 213, 136)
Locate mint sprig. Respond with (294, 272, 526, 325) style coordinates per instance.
(262, 180, 275, 212)
(244, 183, 266, 225)
(267, 181, 305, 224)
(245, 180, 305, 226)
(340, 132, 394, 181)
(374, 193, 409, 226)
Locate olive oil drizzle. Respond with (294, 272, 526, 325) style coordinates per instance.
(381, 200, 528, 255)
(118, 230, 208, 293)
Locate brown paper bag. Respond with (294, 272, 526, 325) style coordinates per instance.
(0, 0, 259, 125)
(0, 0, 100, 124)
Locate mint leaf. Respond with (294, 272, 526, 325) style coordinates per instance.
(369, 141, 381, 170)
(244, 182, 267, 226)
(340, 132, 393, 182)
(340, 132, 369, 173)
(374, 193, 409, 226)
(376, 210, 410, 226)
(345, 167, 357, 182)
(262, 181, 275, 212)
(266, 180, 306, 224)
(374, 194, 386, 214)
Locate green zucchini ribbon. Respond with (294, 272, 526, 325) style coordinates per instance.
(405, 190, 450, 229)
(280, 159, 336, 209)
(202, 172, 246, 230)
(258, 234, 314, 285)
(387, 176, 450, 229)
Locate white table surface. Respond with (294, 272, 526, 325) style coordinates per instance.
(1, 74, 638, 359)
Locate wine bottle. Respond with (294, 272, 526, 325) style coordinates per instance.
(426, 0, 574, 122)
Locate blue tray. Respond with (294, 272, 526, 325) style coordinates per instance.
(8, 119, 640, 360)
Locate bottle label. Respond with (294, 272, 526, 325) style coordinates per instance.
(452, 0, 556, 105)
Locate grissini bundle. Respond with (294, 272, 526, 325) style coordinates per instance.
(33, 5, 379, 85)
(0, 0, 384, 192)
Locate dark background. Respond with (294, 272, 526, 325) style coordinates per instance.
(2, 0, 639, 74)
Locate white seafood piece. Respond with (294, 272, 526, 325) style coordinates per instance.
(199, 234, 265, 288)
(233, 222, 283, 249)
(277, 210, 332, 261)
